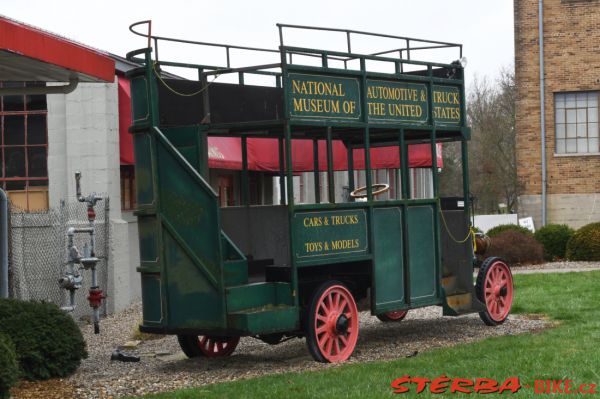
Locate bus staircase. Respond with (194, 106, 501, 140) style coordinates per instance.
(152, 126, 296, 334)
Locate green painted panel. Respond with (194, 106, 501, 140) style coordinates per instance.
(366, 81, 461, 126)
(287, 73, 361, 122)
(226, 282, 292, 313)
(137, 216, 158, 263)
(228, 305, 298, 334)
(223, 260, 248, 287)
(432, 85, 461, 126)
(366, 80, 428, 124)
(141, 273, 163, 324)
(162, 126, 201, 172)
(373, 207, 405, 311)
(407, 206, 438, 303)
(285, 73, 462, 126)
(163, 230, 225, 328)
(156, 139, 221, 281)
(292, 209, 368, 261)
(133, 133, 155, 206)
(130, 76, 150, 123)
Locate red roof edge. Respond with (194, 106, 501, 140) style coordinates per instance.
(0, 16, 115, 82)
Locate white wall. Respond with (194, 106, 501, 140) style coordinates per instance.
(47, 80, 140, 313)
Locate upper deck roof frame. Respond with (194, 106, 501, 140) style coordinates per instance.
(128, 21, 465, 84)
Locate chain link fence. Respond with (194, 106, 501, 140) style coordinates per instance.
(8, 198, 109, 319)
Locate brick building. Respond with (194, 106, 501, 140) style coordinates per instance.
(515, 0, 600, 228)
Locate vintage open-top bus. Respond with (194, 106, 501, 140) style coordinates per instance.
(126, 22, 514, 363)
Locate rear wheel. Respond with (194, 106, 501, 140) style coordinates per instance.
(376, 309, 408, 322)
(306, 281, 359, 363)
(476, 257, 514, 326)
(177, 335, 240, 358)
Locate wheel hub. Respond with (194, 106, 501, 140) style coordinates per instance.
(335, 314, 349, 334)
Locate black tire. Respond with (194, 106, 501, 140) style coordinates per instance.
(177, 334, 203, 358)
(305, 280, 359, 363)
(476, 257, 514, 326)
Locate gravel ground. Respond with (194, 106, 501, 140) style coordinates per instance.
(10, 303, 546, 399)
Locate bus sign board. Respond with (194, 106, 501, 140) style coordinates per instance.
(287, 73, 361, 121)
(293, 209, 368, 261)
(287, 73, 461, 126)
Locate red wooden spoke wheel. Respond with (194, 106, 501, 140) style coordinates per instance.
(306, 281, 359, 363)
(376, 309, 408, 322)
(476, 257, 514, 326)
(177, 335, 240, 358)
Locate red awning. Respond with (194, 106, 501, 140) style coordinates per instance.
(118, 77, 134, 164)
(118, 77, 442, 170)
(0, 16, 114, 82)
(209, 138, 442, 171)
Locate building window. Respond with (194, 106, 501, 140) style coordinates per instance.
(555, 92, 599, 154)
(120, 165, 137, 211)
(0, 82, 48, 211)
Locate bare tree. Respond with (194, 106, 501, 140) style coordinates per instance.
(438, 67, 519, 214)
(468, 68, 519, 213)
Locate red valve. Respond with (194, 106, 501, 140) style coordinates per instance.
(87, 207, 96, 221)
(87, 287, 105, 309)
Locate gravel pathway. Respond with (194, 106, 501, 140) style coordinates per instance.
(20, 303, 547, 399)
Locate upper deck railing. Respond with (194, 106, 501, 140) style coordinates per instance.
(128, 21, 464, 84)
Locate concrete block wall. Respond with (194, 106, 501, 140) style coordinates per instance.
(47, 80, 140, 313)
(515, 0, 600, 227)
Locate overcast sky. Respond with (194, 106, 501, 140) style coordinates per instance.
(2, 1, 514, 86)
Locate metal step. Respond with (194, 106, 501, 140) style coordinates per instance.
(228, 305, 298, 334)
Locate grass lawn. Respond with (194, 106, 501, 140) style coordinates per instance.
(135, 271, 600, 398)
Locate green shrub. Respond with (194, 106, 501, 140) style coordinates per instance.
(0, 333, 19, 399)
(0, 299, 87, 380)
(534, 224, 575, 260)
(486, 230, 544, 265)
(566, 222, 600, 261)
(486, 223, 534, 237)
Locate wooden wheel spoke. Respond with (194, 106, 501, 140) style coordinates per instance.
(324, 336, 334, 354)
(339, 334, 348, 346)
(334, 338, 341, 355)
(316, 324, 328, 335)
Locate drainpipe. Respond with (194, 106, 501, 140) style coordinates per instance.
(0, 188, 8, 298)
(539, 0, 547, 226)
(0, 78, 78, 96)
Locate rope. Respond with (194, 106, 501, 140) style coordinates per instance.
(437, 198, 477, 252)
(152, 61, 221, 97)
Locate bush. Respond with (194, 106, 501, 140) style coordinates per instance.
(566, 222, 600, 261)
(534, 224, 575, 260)
(486, 223, 534, 237)
(0, 299, 87, 380)
(486, 230, 544, 265)
(0, 333, 19, 399)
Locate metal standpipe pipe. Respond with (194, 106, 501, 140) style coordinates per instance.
(0, 188, 8, 299)
(539, 0, 547, 226)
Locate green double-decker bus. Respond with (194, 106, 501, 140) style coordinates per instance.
(126, 22, 513, 363)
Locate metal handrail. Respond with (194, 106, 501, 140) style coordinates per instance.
(276, 23, 463, 60)
(128, 20, 463, 80)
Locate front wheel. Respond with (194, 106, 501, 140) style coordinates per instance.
(177, 335, 240, 358)
(306, 281, 359, 363)
(476, 257, 514, 326)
